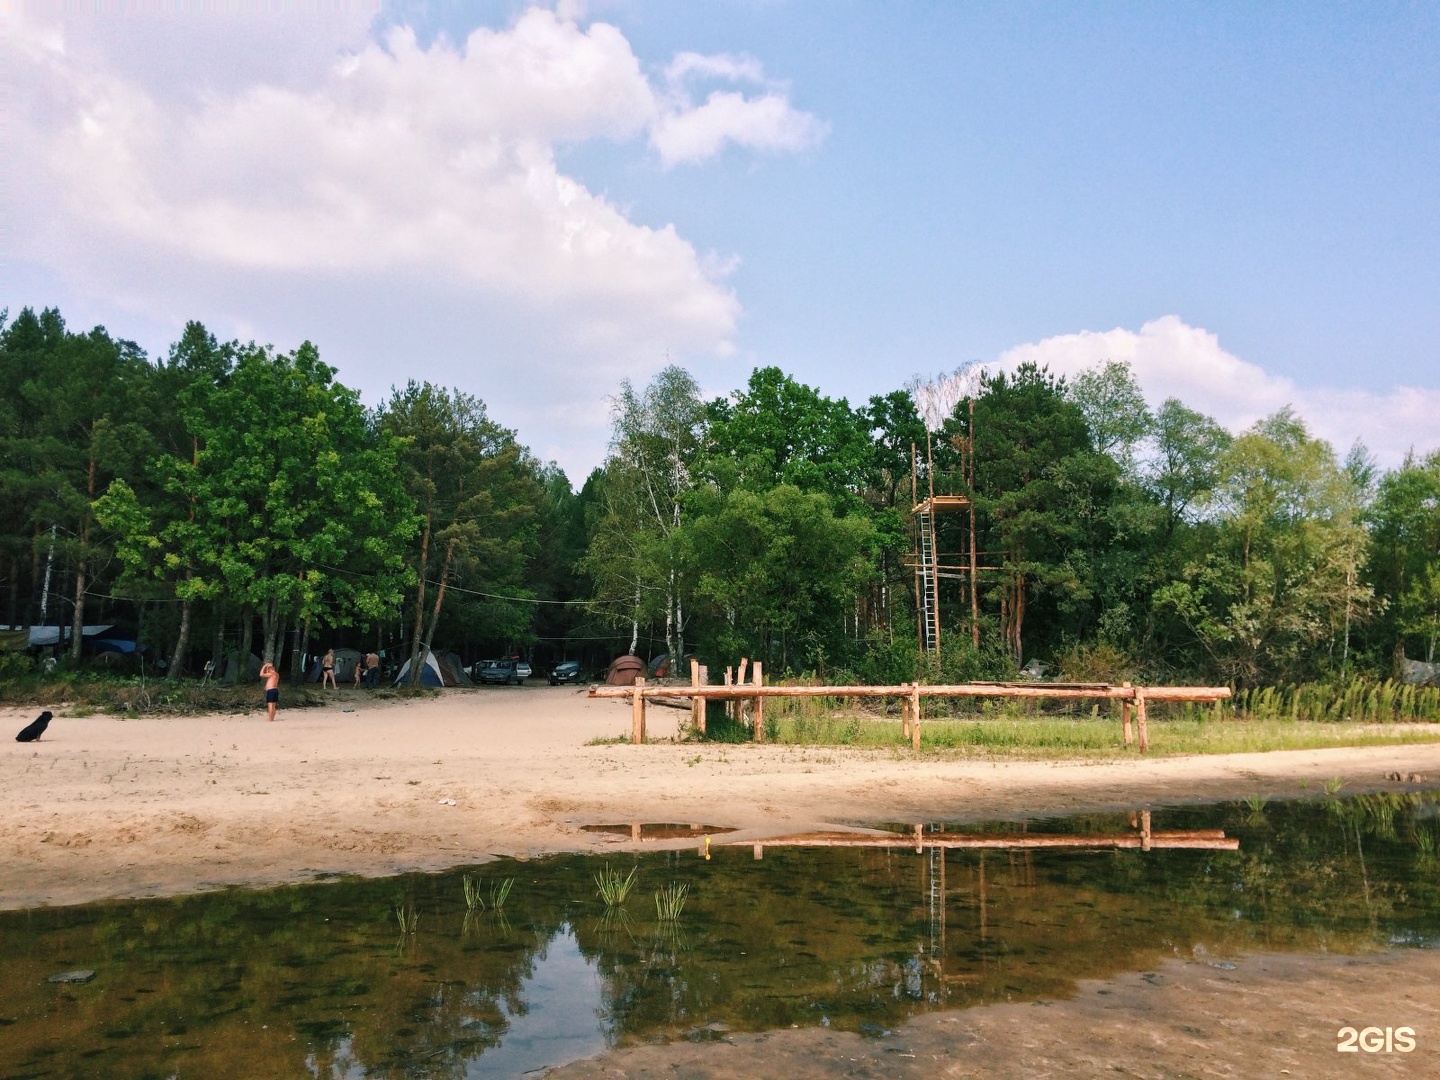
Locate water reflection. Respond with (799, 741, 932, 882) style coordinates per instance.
(2, 791, 1438, 1079)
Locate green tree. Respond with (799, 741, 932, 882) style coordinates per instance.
(581, 366, 706, 662)
(1368, 451, 1440, 665)
(379, 382, 539, 682)
(1156, 410, 1375, 683)
(682, 484, 878, 671)
(186, 342, 417, 666)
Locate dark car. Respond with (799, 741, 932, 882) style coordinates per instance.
(549, 660, 583, 685)
(473, 658, 520, 685)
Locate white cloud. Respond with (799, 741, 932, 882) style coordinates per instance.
(651, 48, 828, 167)
(991, 315, 1440, 465)
(3, 4, 825, 478)
(651, 91, 829, 166)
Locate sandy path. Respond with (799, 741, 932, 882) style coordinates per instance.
(4, 687, 1440, 910)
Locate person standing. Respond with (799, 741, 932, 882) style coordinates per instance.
(322, 648, 337, 690)
(364, 651, 381, 688)
(353, 655, 364, 688)
(259, 661, 281, 721)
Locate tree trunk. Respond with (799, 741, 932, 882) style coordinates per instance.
(291, 614, 310, 685)
(170, 575, 194, 679)
(628, 578, 641, 656)
(235, 606, 255, 683)
(70, 561, 87, 662)
(414, 536, 456, 686)
(261, 595, 282, 663)
(409, 515, 433, 687)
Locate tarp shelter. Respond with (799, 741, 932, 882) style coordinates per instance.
(307, 648, 364, 683)
(440, 651, 474, 686)
(393, 649, 465, 687)
(605, 654, 646, 685)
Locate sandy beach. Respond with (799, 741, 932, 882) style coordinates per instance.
(4, 686, 1440, 911)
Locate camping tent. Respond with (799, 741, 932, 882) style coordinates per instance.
(393, 649, 466, 687)
(605, 654, 646, 685)
(440, 651, 474, 686)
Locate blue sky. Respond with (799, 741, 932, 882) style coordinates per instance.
(6, 1, 1438, 478)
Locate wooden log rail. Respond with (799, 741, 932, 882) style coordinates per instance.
(589, 679, 1231, 751)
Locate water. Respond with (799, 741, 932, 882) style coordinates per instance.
(3, 792, 1438, 1078)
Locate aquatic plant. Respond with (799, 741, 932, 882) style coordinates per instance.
(1325, 777, 1346, 795)
(595, 864, 638, 907)
(654, 882, 689, 921)
(463, 875, 484, 913)
(394, 897, 419, 935)
(489, 877, 515, 911)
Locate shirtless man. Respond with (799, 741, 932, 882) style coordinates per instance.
(259, 661, 281, 721)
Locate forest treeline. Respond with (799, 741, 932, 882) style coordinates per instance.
(2, 305, 1438, 688)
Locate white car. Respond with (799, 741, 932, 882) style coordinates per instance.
(513, 660, 532, 681)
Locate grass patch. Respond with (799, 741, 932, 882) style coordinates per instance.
(0, 671, 437, 716)
(755, 707, 1440, 757)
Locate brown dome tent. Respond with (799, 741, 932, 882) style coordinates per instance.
(605, 654, 646, 685)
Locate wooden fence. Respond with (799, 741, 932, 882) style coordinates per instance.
(588, 660, 1230, 751)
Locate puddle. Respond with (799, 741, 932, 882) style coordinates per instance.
(580, 822, 738, 840)
(2, 792, 1438, 1078)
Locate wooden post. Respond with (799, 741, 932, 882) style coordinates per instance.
(910, 682, 922, 750)
(1140, 809, 1152, 851)
(1136, 691, 1148, 753)
(690, 658, 705, 735)
(753, 843, 764, 860)
(1121, 680, 1133, 746)
(753, 661, 764, 741)
(631, 822, 641, 842)
(737, 657, 750, 732)
(724, 666, 734, 722)
(915, 824, 924, 853)
(900, 690, 912, 742)
(631, 676, 646, 745)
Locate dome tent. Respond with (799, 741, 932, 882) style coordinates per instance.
(605, 654, 646, 685)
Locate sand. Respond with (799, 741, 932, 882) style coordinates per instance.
(4, 686, 1440, 911)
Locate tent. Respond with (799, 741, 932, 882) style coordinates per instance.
(307, 648, 364, 683)
(440, 651, 474, 686)
(605, 654, 646, 685)
(393, 649, 466, 687)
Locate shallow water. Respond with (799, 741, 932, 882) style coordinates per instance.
(3, 792, 1438, 1079)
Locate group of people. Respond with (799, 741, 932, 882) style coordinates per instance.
(259, 649, 382, 722)
(320, 648, 381, 690)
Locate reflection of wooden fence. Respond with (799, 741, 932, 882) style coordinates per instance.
(736, 820, 1239, 859)
(589, 668, 1230, 752)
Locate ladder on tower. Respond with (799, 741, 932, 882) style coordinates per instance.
(917, 510, 940, 655)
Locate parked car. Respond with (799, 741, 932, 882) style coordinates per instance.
(513, 660, 532, 681)
(549, 660, 583, 685)
(473, 658, 520, 685)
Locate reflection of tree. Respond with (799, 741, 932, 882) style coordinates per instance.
(4, 795, 1439, 1078)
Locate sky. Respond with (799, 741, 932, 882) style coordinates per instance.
(5, 0, 1438, 481)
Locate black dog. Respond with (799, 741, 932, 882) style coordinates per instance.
(16, 711, 51, 742)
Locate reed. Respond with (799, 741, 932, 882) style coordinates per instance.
(489, 877, 515, 911)
(654, 882, 689, 921)
(463, 874, 484, 913)
(394, 897, 419, 935)
(595, 864, 638, 907)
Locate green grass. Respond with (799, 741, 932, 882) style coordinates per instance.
(0, 670, 438, 716)
(750, 709, 1440, 757)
